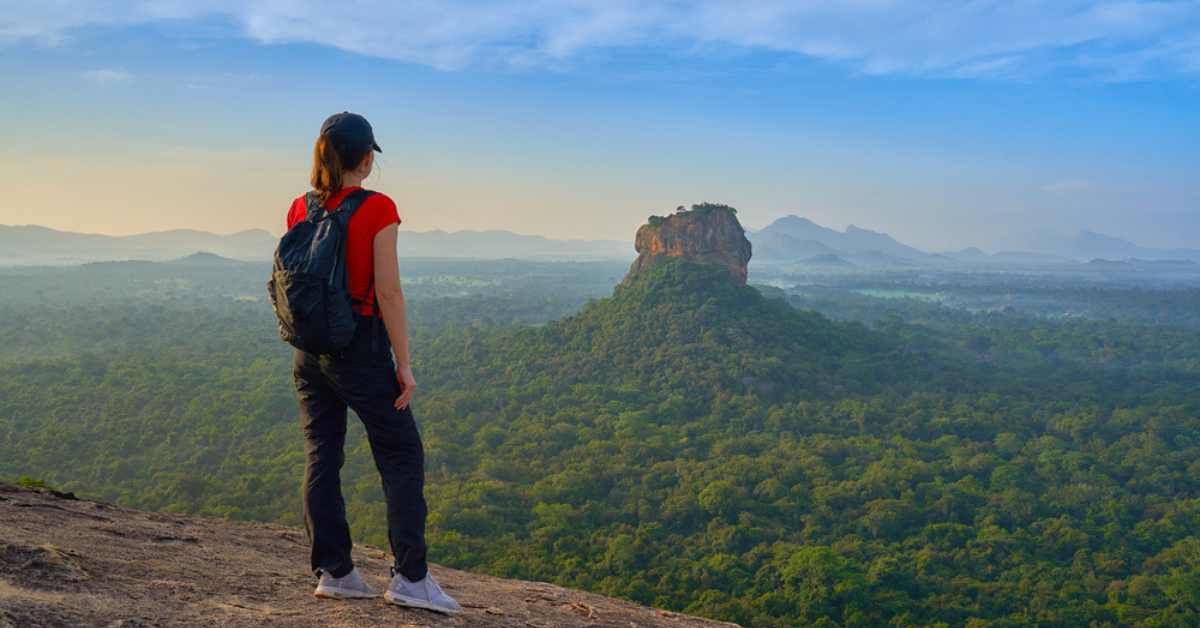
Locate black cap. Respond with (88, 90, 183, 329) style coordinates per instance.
(320, 112, 382, 153)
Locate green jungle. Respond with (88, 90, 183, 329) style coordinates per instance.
(2, 252, 1199, 627)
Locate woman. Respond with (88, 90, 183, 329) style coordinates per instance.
(286, 112, 460, 614)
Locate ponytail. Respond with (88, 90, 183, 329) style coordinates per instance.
(311, 135, 370, 203)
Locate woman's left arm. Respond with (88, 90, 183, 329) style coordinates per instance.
(373, 224, 415, 410)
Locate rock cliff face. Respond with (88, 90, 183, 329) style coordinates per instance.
(625, 204, 752, 285)
(0, 483, 735, 627)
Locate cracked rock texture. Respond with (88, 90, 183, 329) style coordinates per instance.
(626, 205, 752, 285)
(0, 483, 736, 627)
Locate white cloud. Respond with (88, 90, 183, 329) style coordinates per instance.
(82, 68, 132, 84)
(5, 1, 1200, 79)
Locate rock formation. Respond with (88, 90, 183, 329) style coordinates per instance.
(0, 483, 736, 627)
(625, 203, 752, 284)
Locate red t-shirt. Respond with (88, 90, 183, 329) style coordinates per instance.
(287, 187, 400, 316)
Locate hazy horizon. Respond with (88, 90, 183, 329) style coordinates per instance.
(2, 2, 1197, 251)
(4, 211, 1196, 258)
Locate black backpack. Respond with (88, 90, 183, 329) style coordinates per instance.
(268, 189, 375, 354)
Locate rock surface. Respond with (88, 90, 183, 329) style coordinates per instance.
(0, 484, 736, 627)
(626, 204, 752, 285)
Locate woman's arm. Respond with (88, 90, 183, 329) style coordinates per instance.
(372, 224, 416, 410)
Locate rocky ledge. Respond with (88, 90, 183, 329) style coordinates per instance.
(0, 483, 736, 627)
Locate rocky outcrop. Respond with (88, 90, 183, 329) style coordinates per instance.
(0, 483, 736, 627)
(625, 204, 752, 284)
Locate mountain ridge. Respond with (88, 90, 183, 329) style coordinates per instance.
(748, 215, 935, 265)
(1025, 228, 1200, 262)
(5, 218, 1196, 267)
(0, 224, 630, 265)
(752, 215, 1200, 265)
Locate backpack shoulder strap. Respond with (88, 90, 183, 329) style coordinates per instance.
(304, 189, 376, 223)
(335, 189, 376, 220)
(304, 192, 324, 222)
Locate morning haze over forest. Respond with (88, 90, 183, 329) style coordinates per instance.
(2, 3, 1199, 627)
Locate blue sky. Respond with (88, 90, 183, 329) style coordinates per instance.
(1, 1, 1197, 251)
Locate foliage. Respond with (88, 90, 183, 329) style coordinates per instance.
(690, 202, 738, 215)
(646, 202, 738, 228)
(2, 258, 1199, 625)
(15, 476, 49, 489)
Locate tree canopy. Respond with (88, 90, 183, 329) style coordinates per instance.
(2, 258, 1199, 625)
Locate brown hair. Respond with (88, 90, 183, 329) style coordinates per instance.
(310, 135, 371, 203)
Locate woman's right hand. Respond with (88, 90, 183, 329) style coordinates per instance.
(395, 365, 416, 410)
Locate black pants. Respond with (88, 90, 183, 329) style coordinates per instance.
(292, 318, 428, 581)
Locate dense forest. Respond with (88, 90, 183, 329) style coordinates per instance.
(2, 258, 1199, 626)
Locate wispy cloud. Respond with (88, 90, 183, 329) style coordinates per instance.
(180, 71, 256, 90)
(5, 1, 1200, 80)
(1044, 179, 1093, 194)
(82, 68, 132, 84)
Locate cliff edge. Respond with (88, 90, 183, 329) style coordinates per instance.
(625, 204, 752, 285)
(0, 483, 736, 627)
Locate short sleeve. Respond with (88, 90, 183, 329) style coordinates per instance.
(364, 193, 401, 238)
(286, 196, 306, 231)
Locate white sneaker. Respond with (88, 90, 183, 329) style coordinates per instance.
(314, 567, 379, 599)
(385, 571, 462, 614)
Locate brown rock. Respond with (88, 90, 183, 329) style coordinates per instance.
(625, 204, 752, 285)
(0, 483, 738, 627)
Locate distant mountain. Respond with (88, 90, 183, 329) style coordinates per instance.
(752, 216, 840, 244)
(1132, 258, 1198, 267)
(801, 253, 854, 267)
(1083, 258, 1134, 270)
(9, 218, 1190, 269)
(749, 215, 935, 266)
(947, 247, 989, 261)
(751, 218, 1200, 268)
(0, 225, 277, 265)
(1080, 258, 1200, 273)
(949, 230, 1200, 265)
(0, 224, 631, 265)
(171, 251, 243, 266)
(1027, 229, 1200, 262)
(751, 232, 838, 261)
(942, 249, 1076, 266)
